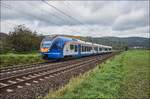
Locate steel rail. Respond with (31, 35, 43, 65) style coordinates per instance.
(0, 58, 97, 92)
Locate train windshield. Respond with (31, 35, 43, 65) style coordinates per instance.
(41, 37, 54, 48)
(42, 41, 52, 48)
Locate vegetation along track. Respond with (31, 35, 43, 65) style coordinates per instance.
(0, 52, 119, 99)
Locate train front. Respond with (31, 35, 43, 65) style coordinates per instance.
(40, 36, 64, 60)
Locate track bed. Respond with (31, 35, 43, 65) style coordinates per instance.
(0, 52, 119, 99)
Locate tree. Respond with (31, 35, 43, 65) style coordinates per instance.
(8, 25, 42, 52)
(0, 33, 10, 53)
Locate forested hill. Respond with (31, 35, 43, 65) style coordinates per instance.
(0, 32, 149, 51)
(121, 37, 149, 48)
(78, 36, 150, 50)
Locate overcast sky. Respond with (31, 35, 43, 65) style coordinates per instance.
(0, 0, 149, 38)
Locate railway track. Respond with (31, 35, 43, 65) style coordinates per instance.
(0, 52, 119, 98)
(0, 55, 101, 73)
(0, 58, 97, 93)
(0, 61, 52, 73)
(0, 55, 98, 78)
(0, 54, 105, 93)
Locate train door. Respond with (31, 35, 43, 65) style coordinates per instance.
(78, 44, 81, 56)
(63, 43, 69, 56)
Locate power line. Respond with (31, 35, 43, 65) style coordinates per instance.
(1, 3, 46, 34)
(26, 1, 80, 33)
(1, 2, 79, 34)
(2, 4, 75, 33)
(41, 0, 90, 34)
(31, 1, 73, 26)
(42, 0, 83, 25)
(42, 0, 96, 34)
(1, 1, 92, 35)
(1, 2, 60, 26)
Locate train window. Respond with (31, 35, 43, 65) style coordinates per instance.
(90, 47, 92, 51)
(87, 47, 89, 52)
(70, 44, 74, 50)
(99, 48, 102, 51)
(84, 46, 86, 52)
(82, 46, 84, 52)
(85, 46, 90, 52)
(42, 41, 51, 48)
(83, 46, 85, 52)
(88, 47, 91, 52)
(82, 46, 86, 52)
(75, 45, 78, 52)
(94, 47, 98, 51)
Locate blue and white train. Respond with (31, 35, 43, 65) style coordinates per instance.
(40, 35, 112, 60)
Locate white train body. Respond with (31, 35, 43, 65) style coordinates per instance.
(40, 36, 112, 59)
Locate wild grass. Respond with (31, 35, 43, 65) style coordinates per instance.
(45, 50, 150, 99)
(119, 50, 150, 98)
(0, 53, 45, 69)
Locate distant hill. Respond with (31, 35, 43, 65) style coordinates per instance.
(78, 36, 149, 49)
(44, 34, 149, 49)
(122, 37, 149, 48)
(1, 33, 149, 50)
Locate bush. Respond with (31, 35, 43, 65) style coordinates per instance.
(0, 53, 44, 69)
(8, 25, 42, 52)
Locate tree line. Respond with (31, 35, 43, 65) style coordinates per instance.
(0, 25, 43, 53)
(0, 25, 128, 54)
(1, 25, 148, 54)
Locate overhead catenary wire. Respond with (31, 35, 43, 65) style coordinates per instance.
(62, 1, 98, 43)
(1, 2, 60, 26)
(42, 0, 83, 25)
(26, 1, 82, 34)
(41, 0, 96, 43)
(1, 4, 45, 34)
(1, 1, 80, 34)
(41, 0, 96, 33)
(1, 2, 60, 34)
(1, 1, 96, 37)
(28, 1, 73, 26)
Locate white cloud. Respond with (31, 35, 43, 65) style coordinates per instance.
(0, 0, 149, 38)
(113, 9, 149, 31)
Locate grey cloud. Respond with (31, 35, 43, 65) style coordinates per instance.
(1, 1, 77, 26)
(1, 1, 149, 38)
(112, 8, 149, 31)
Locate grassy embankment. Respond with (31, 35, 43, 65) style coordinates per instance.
(0, 52, 45, 69)
(45, 50, 150, 99)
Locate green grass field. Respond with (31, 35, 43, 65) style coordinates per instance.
(45, 50, 150, 99)
(0, 53, 45, 69)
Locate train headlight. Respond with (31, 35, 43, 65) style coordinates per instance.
(40, 48, 49, 52)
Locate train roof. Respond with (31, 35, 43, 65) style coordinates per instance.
(102, 45, 112, 48)
(44, 35, 78, 41)
(43, 35, 112, 48)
